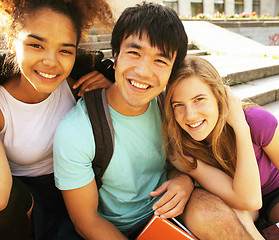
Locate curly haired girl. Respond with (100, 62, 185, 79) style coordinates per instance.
(0, 0, 113, 239)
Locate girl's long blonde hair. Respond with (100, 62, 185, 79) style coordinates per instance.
(163, 56, 237, 177)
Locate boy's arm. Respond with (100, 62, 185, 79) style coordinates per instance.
(62, 180, 127, 240)
(53, 109, 126, 240)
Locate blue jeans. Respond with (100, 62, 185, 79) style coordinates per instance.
(18, 174, 82, 240)
(0, 177, 32, 240)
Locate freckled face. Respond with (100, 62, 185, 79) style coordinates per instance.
(13, 8, 77, 94)
(171, 76, 219, 142)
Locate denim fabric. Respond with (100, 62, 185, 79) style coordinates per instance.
(18, 174, 82, 240)
(0, 177, 32, 240)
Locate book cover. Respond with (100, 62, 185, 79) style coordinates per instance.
(262, 222, 279, 240)
(136, 216, 198, 240)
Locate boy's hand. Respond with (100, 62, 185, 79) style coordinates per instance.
(150, 174, 194, 219)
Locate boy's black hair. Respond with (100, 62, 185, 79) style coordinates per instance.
(111, 2, 188, 75)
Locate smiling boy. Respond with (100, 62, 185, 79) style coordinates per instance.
(53, 3, 255, 240)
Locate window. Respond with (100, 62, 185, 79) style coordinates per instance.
(191, 0, 203, 17)
(253, 0, 260, 15)
(214, 0, 224, 13)
(163, 0, 178, 12)
(235, 0, 244, 13)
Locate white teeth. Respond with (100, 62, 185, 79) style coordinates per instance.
(189, 121, 203, 128)
(37, 71, 57, 79)
(130, 80, 149, 89)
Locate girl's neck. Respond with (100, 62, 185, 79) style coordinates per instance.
(3, 75, 51, 104)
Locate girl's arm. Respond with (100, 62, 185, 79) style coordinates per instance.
(263, 125, 279, 171)
(224, 87, 261, 210)
(72, 70, 112, 97)
(0, 110, 12, 210)
(0, 140, 12, 211)
(186, 159, 261, 211)
(67, 72, 111, 100)
(68, 49, 114, 98)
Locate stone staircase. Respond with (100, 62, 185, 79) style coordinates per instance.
(182, 20, 279, 119)
(79, 34, 208, 59)
(80, 34, 112, 59)
(80, 28, 279, 119)
(204, 54, 279, 119)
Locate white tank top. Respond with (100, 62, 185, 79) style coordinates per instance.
(0, 80, 76, 176)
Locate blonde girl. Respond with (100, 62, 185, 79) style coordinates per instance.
(163, 56, 279, 239)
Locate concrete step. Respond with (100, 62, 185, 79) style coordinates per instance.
(230, 75, 279, 106)
(187, 49, 208, 56)
(183, 20, 279, 58)
(102, 49, 113, 59)
(80, 34, 201, 59)
(88, 34, 112, 42)
(79, 44, 205, 59)
(263, 100, 279, 120)
(202, 55, 279, 85)
(85, 35, 197, 50)
(188, 43, 198, 50)
(80, 41, 111, 50)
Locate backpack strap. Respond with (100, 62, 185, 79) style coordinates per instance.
(83, 88, 114, 189)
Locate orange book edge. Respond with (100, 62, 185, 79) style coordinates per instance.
(136, 216, 198, 240)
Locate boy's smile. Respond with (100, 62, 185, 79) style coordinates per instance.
(107, 33, 176, 116)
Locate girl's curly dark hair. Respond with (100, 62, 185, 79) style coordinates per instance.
(0, 0, 114, 85)
(0, 0, 114, 43)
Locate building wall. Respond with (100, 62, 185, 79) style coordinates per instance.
(226, 24, 279, 45)
(276, 0, 279, 16)
(176, 0, 277, 16)
(108, 0, 278, 19)
(109, 0, 162, 19)
(260, 0, 279, 16)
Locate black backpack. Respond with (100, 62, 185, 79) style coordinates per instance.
(83, 88, 164, 189)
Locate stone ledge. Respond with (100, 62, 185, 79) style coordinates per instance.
(182, 19, 279, 28)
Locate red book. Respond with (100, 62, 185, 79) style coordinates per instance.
(262, 222, 279, 240)
(136, 216, 198, 240)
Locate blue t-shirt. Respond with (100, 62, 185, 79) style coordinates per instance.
(53, 97, 167, 233)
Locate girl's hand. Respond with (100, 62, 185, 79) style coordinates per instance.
(225, 86, 247, 129)
(73, 70, 112, 97)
